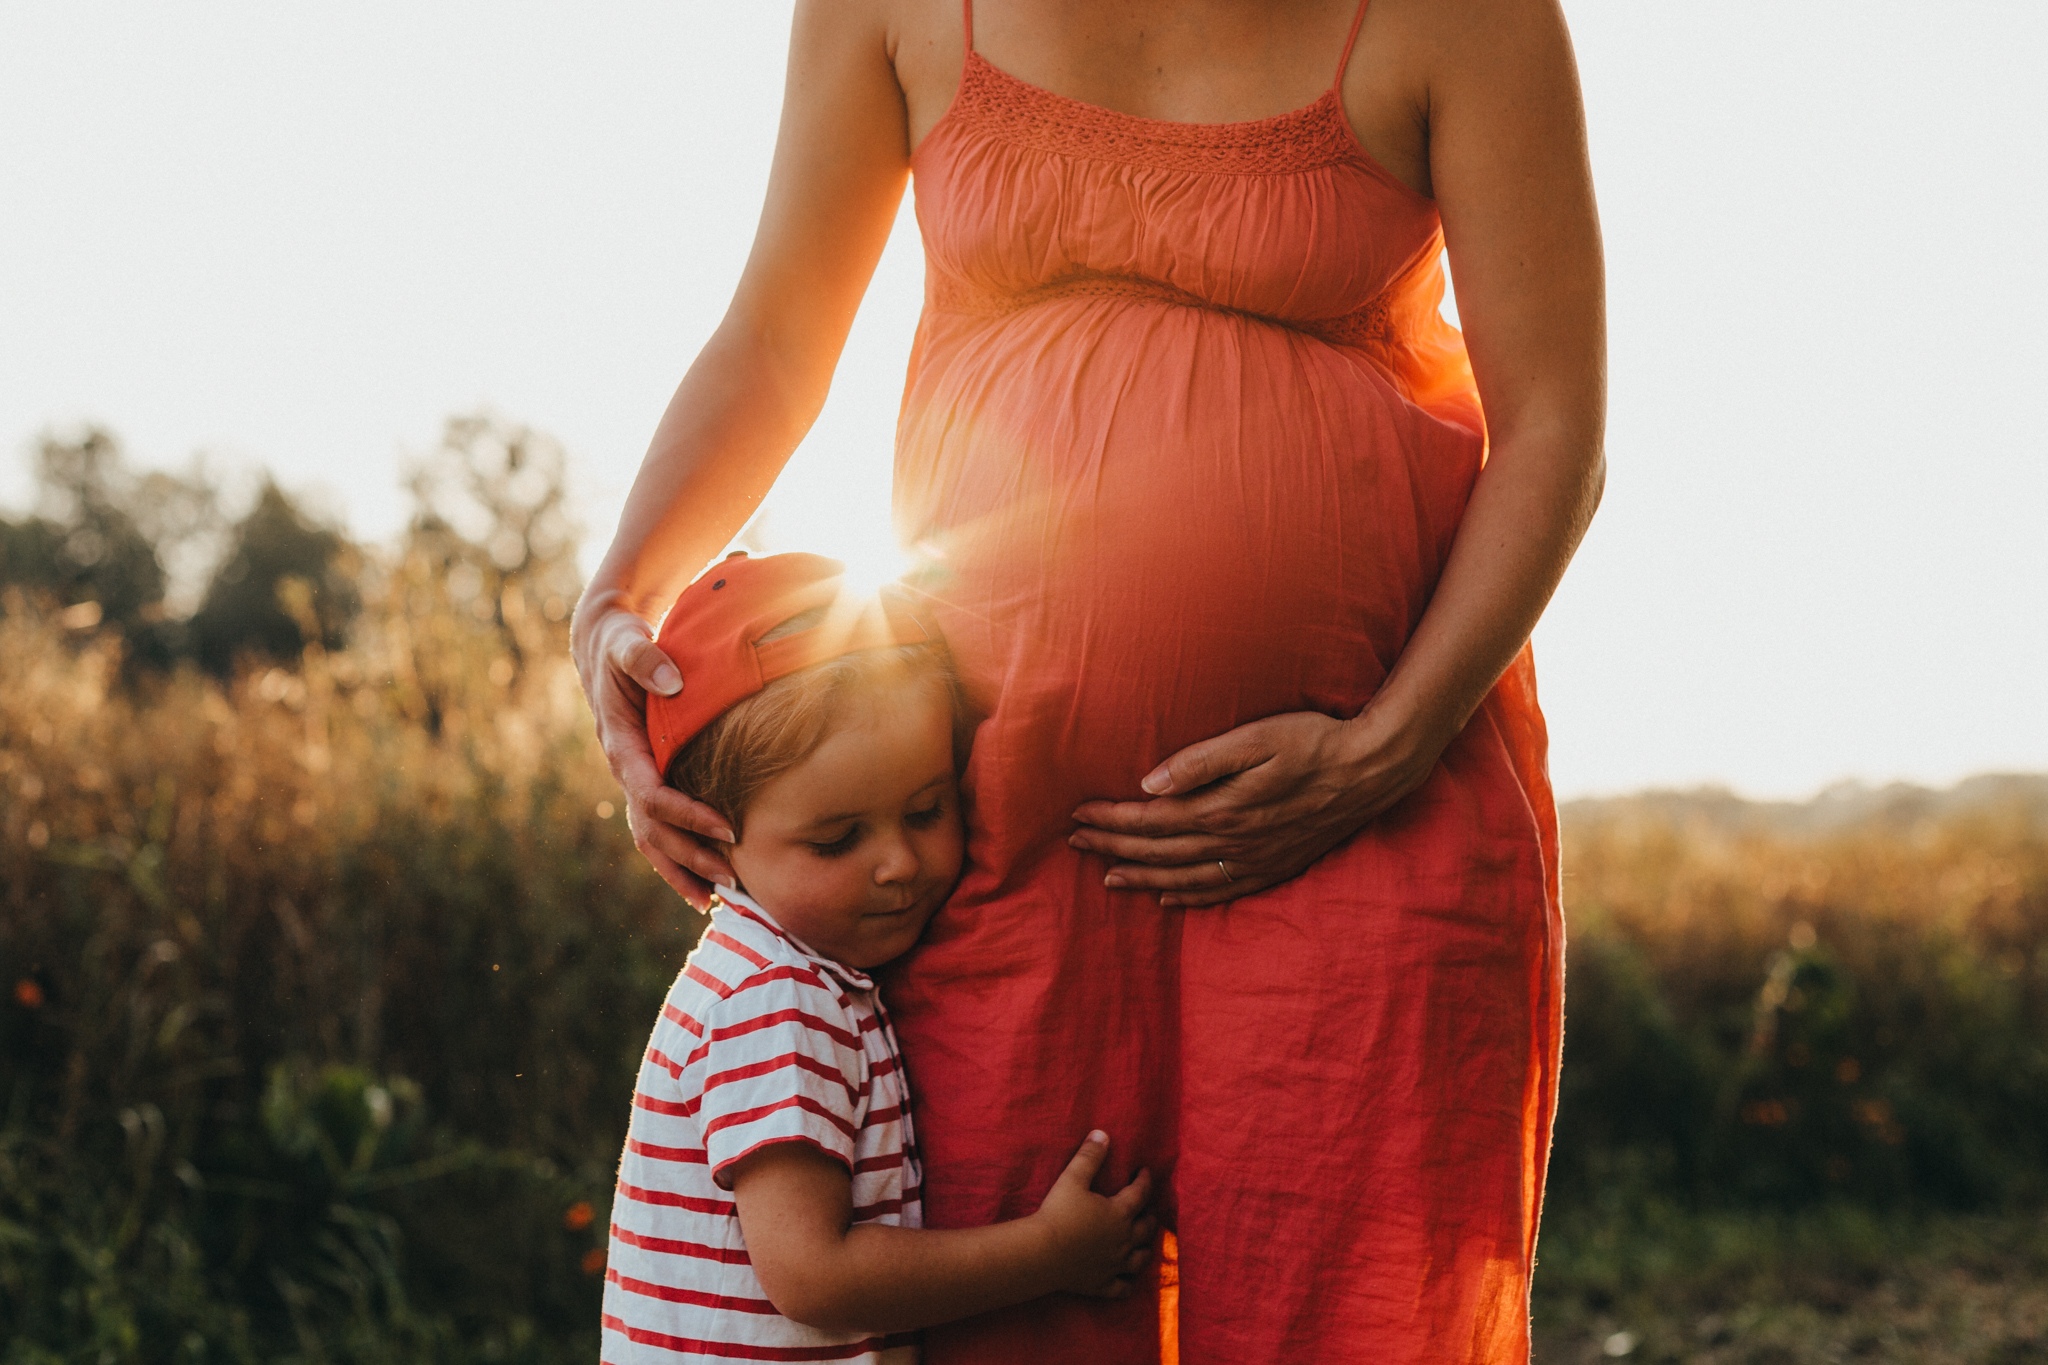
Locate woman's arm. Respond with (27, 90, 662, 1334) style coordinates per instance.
(1068, 0, 1605, 906)
(730, 1132, 1155, 1333)
(573, 0, 915, 904)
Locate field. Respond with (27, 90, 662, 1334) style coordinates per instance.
(2, 429, 2044, 1361)
(1532, 783, 2048, 1364)
(1531, 1205, 2048, 1364)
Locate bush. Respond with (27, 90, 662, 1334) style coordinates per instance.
(0, 546, 694, 1360)
(1550, 784, 2048, 1214)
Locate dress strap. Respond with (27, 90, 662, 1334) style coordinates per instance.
(962, 0, 975, 55)
(1332, 0, 1372, 90)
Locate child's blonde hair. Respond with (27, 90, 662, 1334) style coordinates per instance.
(665, 611, 962, 838)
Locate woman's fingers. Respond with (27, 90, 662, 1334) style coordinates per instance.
(1066, 827, 1221, 866)
(636, 836, 715, 907)
(610, 737, 736, 889)
(632, 804, 735, 888)
(641, 784, 736, 845)
(1073, 753, 1287, 836)
(619, 634, 683, 697)
(1102, 854, 1246, 893)
(595, 674, 665, 788)
(1074, 725, 1283, 831)
(1071, 790, 1214, 837)
(576, 605, 741, 904)
(606, 695, 736, 846)
(1137, 722, 1272, 796)
(1066, 710, 1446, 910)
(1106, 855, 1260, 894)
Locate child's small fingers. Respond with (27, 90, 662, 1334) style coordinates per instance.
(1129, 1213, 1158, 1245)
(1057, 1130, 1112, 1188)
(1111, 1167, 1153, 1212)
(1123, 1247, 1153, 1275)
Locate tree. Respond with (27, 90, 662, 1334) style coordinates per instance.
(187, 480, 360, 675)
(0, 428, 177, 632)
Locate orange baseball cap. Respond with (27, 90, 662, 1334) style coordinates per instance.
(644, 551, 935, 778)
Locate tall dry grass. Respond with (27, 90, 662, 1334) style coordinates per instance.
(1553, 785, 2048, 1210)
(0, 538, 696, 1361)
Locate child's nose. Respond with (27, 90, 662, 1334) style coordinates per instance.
(873, 829, 920, 884)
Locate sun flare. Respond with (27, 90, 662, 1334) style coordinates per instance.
(745, 471, 914, 598)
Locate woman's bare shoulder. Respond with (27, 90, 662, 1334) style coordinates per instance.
(787, 0, 961, 156)
(1344, 0, 1585, 200)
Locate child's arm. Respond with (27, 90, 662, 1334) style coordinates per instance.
(729, 1130, 1155, 1334)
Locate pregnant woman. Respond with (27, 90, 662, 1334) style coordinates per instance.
(574, 0, 1604, 1359)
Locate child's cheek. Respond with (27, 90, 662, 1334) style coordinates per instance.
(784, 862, 867, 925)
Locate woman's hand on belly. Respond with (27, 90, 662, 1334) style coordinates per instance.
(1066, 706, 1449, 908)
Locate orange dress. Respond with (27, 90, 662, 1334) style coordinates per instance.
(885, 3, 1564, 1359)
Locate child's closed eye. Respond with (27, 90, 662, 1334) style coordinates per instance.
(904, 800, 948, 829)
(806, 827, 862, 858)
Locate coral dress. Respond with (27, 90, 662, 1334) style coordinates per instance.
(885, 2, 1564, 1359)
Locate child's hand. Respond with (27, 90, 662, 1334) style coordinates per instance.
(1031, 1130, 1157, 1298)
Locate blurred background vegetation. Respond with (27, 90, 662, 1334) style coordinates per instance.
(1, 422, 2043, 1363)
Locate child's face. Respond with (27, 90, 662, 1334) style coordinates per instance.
(724, 675, 963, 968)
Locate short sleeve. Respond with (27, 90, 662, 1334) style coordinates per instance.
(698, 968, 868, 1189)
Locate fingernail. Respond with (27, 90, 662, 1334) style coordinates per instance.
(714, 876, 736, 891)
(652, 664, 682, 695)
(1104, 873, 1126, 888)
(1088, 1129, 1107, 1144)
(1067, 833, 1085, 849)
(1140, 769, 1170, 795)
(714, 827, 736, 843)
(1159, 895, 1180, 908)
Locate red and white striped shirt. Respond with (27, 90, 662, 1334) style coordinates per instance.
(602, 889, 922, 1364)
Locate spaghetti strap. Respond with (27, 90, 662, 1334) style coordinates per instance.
(962, 0, 974, 55)
(1332, 0, 1372, 89)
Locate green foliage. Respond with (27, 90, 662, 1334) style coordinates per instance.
(0, 418, 695, 1358)
(1531, 1201, 2048, 1362)
(1550, 791, 2048, 1214)
(0, 579, 695, 1357)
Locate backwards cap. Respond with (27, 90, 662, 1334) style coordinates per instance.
(644, 551, 933, 778)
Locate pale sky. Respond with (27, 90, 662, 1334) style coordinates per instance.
(3, 2, 2044, 799)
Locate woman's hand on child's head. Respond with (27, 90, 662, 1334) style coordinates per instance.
(571, 599, 737, 907)
(1032, 1131, 1156, 1299)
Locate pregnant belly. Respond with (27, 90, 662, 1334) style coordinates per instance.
(895, 297, 1487, 865)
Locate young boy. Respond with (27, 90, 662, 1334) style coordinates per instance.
(602, 552, 1154, 1364)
